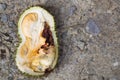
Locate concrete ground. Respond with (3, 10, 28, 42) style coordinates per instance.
(0, 0, 120, 80)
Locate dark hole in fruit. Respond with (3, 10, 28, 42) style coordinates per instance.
(42, 22, 54, 46)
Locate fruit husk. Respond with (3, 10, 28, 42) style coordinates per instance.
(15, 6, 58, 76)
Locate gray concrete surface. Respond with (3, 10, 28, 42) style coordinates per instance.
(0, 0, 120, 80)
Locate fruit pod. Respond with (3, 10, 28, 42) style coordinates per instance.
(16, 6, 58, 76)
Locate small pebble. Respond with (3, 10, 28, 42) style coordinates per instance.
(77, 41, 85, 50)
(110, 77, 117, 80)
(7, 76, 14, 80)
(0, 3, 7, 13)
(86, 19, 100, 36)
(113, 62, 119, 66)
(9, 21, 15, 27)
(1, 14, 8, 23)
(39, 0, 48, 4)
(69, 5, 77, 16)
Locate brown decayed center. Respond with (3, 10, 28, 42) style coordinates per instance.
(42, 22, 54, 46)
(41, 22, 54, 51)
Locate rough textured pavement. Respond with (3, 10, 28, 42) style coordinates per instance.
(0, 0, 120, 80)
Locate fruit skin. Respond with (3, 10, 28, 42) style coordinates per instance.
(16, 6, 58, 76)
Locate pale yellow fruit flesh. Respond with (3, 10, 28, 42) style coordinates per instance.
(16, 7, 58, 76)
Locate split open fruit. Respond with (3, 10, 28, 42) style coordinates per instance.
(16, 7, 58, 76)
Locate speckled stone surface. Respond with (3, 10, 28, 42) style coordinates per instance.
(0, 0, 120, 80)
